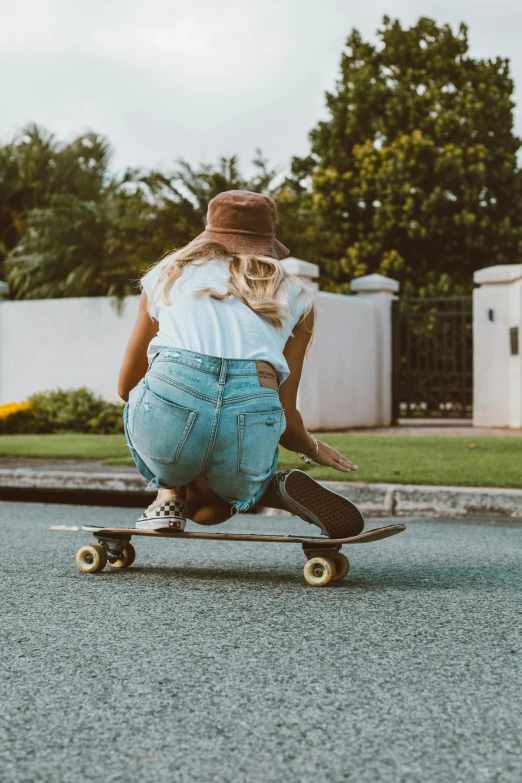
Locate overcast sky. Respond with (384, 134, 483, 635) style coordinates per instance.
(1, 0, 521, 177)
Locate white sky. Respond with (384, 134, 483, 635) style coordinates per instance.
(1, 0, 521, 176)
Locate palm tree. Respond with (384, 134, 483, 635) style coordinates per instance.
(2, 126, 284, 299)
(2, 125, 113, 298)
(174, 150, 279, 218)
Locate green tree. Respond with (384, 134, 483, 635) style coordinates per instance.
(1, 125, 115, 297)
(3, 135, 283, 299)
(106, 151, 283, 294)
(271, 157, 323, 273)
(0, 125, 60, 278)
(5, 195, 109, 298)
(101, 170, 200, 297)
(173, 150, 279, 221)
(296, 16, 522, 294)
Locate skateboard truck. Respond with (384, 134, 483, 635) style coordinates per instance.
(96, 536, 130, 563)
(302, 543, 341, 561)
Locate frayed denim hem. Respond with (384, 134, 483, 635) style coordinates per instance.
(225, 450, 279, 515)
(229, 480, 269, 515)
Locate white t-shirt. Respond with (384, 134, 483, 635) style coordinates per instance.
(141, 256, 308, 384)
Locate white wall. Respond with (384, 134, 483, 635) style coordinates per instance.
(0, 296, 139, 404)
(473, 265, 522, 428)
(0, 283, 395, 429)
(298, 291, 394, 429)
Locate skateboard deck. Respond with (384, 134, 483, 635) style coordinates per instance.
(81, 523, 405, 545)
(76, 523, 406, 587)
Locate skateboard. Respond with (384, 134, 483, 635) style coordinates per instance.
(77, 523, 406, 588)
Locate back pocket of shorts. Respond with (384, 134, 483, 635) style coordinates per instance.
(132, 387, 197, 465)
(237, 409, 283, 477)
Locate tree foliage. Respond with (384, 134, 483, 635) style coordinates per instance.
(2, 17, 522, 299)
(1, 125, 113, 297)
(292, 16, 522, 294)
(1, 126, 281, 299)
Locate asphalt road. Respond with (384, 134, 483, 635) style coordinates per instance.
(1, 502, 521, 783)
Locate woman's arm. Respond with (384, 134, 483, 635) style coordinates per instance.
(279, 311, 358, 474)
(117, 292, 159, 402)
(279, 311, 316, 454)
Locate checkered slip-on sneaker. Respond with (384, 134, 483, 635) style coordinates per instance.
(272, 469, 364, 539)
(136, 497, 187, 531)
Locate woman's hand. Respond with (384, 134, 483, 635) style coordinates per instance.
(312, 440, 358, 474)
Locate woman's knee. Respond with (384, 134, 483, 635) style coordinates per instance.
(191, 502, 232, 526)
(185, 476, 232, 525)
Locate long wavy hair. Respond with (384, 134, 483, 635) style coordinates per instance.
(145, 238, 315, 333)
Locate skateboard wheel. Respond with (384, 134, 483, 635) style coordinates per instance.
(76, 544, 107, 574)
(303, 557, 334, 587)
(108, 543, 136, 569)
(330, 553, 350, 580)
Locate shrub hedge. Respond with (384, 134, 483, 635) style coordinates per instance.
(0, 388, 125, 435)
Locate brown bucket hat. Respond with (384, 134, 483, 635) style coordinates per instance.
(195, 189, 290, 260)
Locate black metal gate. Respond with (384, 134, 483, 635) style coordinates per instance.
(392, 297, 473, 421)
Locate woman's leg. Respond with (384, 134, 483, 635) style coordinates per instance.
(143, 485, 186, 513)
(143, 480, 231, 526)
(186, 471, 365, 540)
(257, 482, 288, 510)
(154, 486, 186, 503)
(184, 476, 286, 525)
(185, 475, 233, 526)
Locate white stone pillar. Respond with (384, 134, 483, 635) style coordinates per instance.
(0, 282, 9, 299)
(280, 257, 319, 290)
(350, 273, 400, 297)
(350, 274, 400, 426)
(473, 265, 522, 428)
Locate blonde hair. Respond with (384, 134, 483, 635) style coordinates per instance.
(146, 238, 315, 334)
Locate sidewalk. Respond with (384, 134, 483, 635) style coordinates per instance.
(344, 421, 522, 436)
(1, 458, 521, 519)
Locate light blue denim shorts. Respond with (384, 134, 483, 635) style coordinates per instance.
(124, 348, 286, 513)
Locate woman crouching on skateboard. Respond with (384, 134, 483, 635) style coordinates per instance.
(118, 190, 363, 539)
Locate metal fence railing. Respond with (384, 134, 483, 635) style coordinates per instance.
(392, 296, 473, 421)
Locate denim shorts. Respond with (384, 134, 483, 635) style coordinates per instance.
(124, 347, 286, 513)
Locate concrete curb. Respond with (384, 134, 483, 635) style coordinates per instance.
(1, 468, 521, 519)
(323, 481, 522, 520)
(0, 468, 145, 495)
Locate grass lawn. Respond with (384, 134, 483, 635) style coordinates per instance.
(0, 432, 521, 488)
(0, 434, 130, 462)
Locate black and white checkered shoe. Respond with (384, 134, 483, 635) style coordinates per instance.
(136, 497, 186, 531)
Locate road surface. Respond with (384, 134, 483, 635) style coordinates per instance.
(1, 502, 521, 782)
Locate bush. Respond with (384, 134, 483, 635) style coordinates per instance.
(0, 388, 125, 434)
(0, 401, 37, 434)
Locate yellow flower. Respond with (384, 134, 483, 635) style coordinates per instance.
(0, 401, 33, 420)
